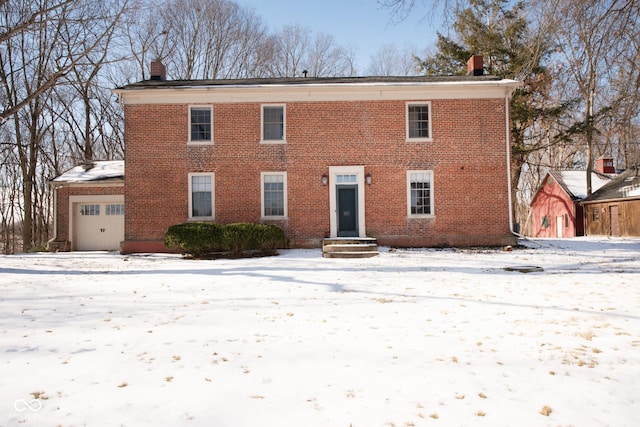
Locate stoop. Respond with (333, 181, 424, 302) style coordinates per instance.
(322, 237, 379, 258)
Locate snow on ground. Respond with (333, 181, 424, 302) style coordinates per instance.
(1, 237, 639, 427)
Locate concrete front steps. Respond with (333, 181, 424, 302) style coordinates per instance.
(322, 237, 379, 258)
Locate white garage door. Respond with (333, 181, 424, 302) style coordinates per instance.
(73, 201, 124, 251)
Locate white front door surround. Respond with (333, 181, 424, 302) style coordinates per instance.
(328, 166, 366, 238)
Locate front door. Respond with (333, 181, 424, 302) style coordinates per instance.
(610, 205, 620, 236)
(337, 185, 358, 237)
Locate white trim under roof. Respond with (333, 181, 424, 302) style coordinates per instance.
(115, 79, 520, 105)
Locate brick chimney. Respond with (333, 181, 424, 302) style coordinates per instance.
(467, 55, 484, 76)
(150, 60, 166, 81)
(595, 157, 616, 174)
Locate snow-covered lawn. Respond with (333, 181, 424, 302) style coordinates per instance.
(1, 237, 639, 427)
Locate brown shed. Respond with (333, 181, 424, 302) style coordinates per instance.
(582, 166, 640, 237)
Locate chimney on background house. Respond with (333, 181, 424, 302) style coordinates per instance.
(150, 60, 166, 81)
(595, 156, 616, 174)
(467, 55, 484, 76)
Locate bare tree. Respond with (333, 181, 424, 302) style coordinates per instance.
(121, 0, 175, 81)
(262, 25, 356, 78)
(0, 0, 128, 251)
(263, 25, 310, 78)
(156, 0, 268, 80)
(0, 0, 127, 121)
(367, 43, 419, 76)
(545, 0, 639, 194)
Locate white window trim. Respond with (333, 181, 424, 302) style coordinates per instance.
(407, 170, 435, 218)
(261, 172, 288, 219)
(188, 105, 213, 145)
(260, 104, 286, 144)
(406, 102, 433, 142)
(188, 172, 215, 220)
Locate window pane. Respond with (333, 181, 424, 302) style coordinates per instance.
(263, 106, 284, 140)
(408, 105, 429, 138)
(106, 204, 124, 215)
(80, 204, 100, 216)
(410, 172, 431, 215)
(264, 174, 284, 216)
(191, 107, 211, 141)
(191, 175, 212, 217)
(337, 174, 357, 183)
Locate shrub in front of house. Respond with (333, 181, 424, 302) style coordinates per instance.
(164, 222, 285, 258)
(164, 222, 225, 257)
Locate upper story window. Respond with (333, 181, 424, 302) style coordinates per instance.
(261, 172, 287, 218)
(189, 173, 214, 219)
(262, 105, 285, 143)
(189, 106, 212, 143)
(406, 102, 432, 141)
(407, 170, 434, 217)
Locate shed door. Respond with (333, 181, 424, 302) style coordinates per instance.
(556, 216, 564, 238)
(74, 202, 124, 251)
(610, 205, 620, 237)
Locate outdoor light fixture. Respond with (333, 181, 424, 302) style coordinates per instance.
(366, 173, 372, 185)
(322, 174, 328, 186)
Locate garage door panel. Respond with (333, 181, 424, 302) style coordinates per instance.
(74, 202, 124, 251)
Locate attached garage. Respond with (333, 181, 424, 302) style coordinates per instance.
(48, 161, 125, 252)
(71, 195, 124, 251)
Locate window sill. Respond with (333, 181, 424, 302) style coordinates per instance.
(261, 216, 288, 221)
(188, 216, 215, 222)
(408, 214, 435, 219)
(187, 141, 214, 146)
(260, 140, 287, 145)
(406, 138, 433, 143)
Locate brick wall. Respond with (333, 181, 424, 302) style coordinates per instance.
(123, 97, 514, 252)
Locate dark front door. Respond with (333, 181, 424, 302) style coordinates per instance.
(337, 185, 358, 237)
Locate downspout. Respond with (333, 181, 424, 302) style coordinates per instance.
(505, 95, 524, 239)
(46, 182, 58, 251)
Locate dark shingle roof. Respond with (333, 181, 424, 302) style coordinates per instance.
(583, 167, 640, 203)
(117, 75, 505, 90)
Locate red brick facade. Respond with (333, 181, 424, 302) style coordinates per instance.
(118, 76, 518, 253)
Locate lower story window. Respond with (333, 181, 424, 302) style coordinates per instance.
(407, 170, 434, 216)
(189, 173, 214, 218)
(262, 172, 287, 218)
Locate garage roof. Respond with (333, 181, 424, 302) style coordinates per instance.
(52, 160, 124, 183)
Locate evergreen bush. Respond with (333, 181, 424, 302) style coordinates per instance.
(164, 222, 285, 258)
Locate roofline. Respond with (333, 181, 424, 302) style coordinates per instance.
(581, 195, 640, 204)
(50, 179, 124, 188)
(115, 74, 514, 89)
(114, 77, 520, 105)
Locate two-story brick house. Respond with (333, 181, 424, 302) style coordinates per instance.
(51, 57, 519, 253)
